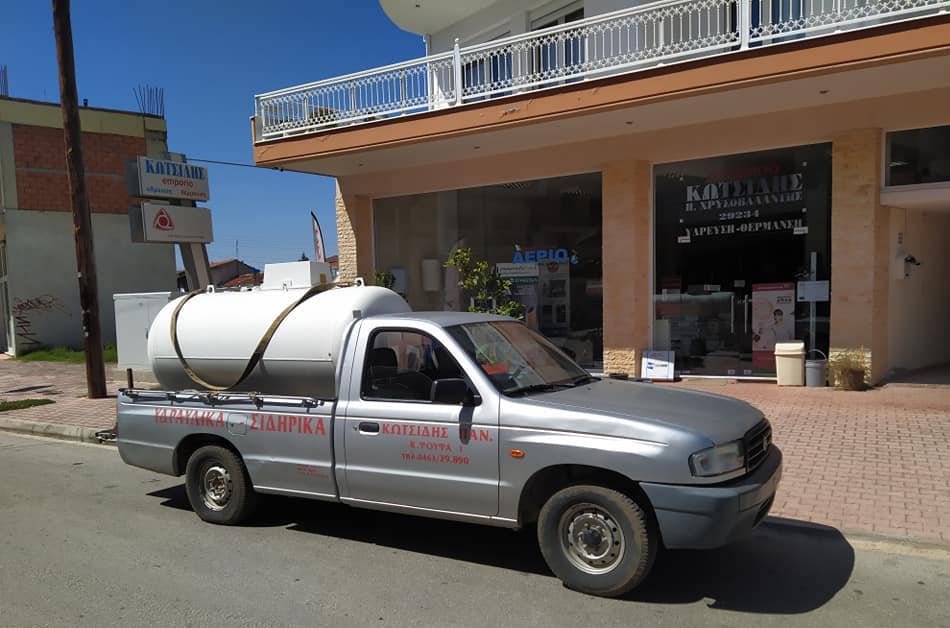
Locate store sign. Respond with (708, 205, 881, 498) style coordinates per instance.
(511, 245, 578, 265)
(132, 202, 213, 243)
(669, 163, 809, 242)
(683, 172, 803, 218)
(135, 157, 209, 201)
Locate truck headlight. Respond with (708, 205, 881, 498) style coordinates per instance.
(689, 440, 745, 477)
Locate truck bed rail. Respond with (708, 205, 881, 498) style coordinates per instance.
(121, 388, 331, 409)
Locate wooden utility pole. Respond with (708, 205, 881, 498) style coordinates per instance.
(52, 0, 107, 398)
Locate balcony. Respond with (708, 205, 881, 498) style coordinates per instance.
(253, 0, 948, 143)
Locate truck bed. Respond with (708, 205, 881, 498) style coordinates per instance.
(117, 389, 339, 500)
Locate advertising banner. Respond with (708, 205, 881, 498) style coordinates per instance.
(497, 263, 539, 329)
(509, 277, 540, 330)
(751, 282, 796, 370)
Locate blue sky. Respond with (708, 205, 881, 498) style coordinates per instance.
(0, 1, 423, 269)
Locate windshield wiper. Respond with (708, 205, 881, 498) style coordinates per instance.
(570, 375, 598, 386)
(505, 382, 574, 396)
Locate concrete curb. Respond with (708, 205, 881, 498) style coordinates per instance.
(747, 515, 950, 552)
(0, 416, 114, 445)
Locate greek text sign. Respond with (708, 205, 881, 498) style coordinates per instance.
(136, 157, 209, 201)
(135, 202, 213, 243)
(640, 351, 675, 381)
(496, 262, 539, 278)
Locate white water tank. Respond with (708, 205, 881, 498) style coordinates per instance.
(147, 285, 410, 398)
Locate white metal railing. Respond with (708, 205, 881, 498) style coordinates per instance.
(254, 0, 948, 141)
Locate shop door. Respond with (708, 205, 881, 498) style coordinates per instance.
(676, 282, 753, 377)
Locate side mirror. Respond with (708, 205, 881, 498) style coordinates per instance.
(430, 378, 470, 405)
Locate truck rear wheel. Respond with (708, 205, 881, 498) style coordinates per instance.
(184, 445, 257, 525)
(537, 485, 656, 597)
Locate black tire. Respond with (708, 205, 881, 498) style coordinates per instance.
(537, 485, 657, 597)
(184, 445, 258, 525)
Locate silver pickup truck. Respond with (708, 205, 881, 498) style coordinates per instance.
(118, 310, 782, 597)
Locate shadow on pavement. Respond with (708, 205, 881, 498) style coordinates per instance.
(627, 518, 854, 612)
(2, 384, 53, 394)
(148, 484, 193, 511)
(148, 486, 853, 613)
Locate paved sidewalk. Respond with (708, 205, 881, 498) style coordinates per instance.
(668, 379, 950, 543)
(0, 359, 156, 435)
(1, 358, 948, 543)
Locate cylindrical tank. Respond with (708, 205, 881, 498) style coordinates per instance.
(148, 285, 410, 398)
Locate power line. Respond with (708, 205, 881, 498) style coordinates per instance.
(187, 157, 285, 171)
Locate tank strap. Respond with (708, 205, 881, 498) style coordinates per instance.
(169, 283, 336, 391)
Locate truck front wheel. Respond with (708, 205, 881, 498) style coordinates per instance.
(538, 485, 656, 597)
(184, 445, 257, 525)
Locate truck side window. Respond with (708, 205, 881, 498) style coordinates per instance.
(363, 330, 464, 402)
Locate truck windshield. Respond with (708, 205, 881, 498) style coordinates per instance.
(446, 321, 593, 396)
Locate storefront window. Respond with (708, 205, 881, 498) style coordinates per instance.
(654, 145, 832, 377)
(373, 173, 603, 368)
(886, 125, 950, 186)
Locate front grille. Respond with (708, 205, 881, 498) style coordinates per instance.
(744, 419, 772, 472)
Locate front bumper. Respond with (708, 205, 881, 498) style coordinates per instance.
(640, 446, 783, 549)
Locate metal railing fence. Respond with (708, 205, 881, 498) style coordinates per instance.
(254, 0, 947, 141)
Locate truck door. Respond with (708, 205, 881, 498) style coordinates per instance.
(340, 325, 499, 516)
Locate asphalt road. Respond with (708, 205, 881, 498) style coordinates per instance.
(1, 432, 948, 628)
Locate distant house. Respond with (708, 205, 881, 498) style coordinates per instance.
(177, 259, 260, 291)
(222, 271, 264, 288)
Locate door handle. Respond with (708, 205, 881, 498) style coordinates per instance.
(357, 421, 380, 434)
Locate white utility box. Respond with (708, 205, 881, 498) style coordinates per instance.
(261, 261, 333, 290)
(114, 292, 177, 370)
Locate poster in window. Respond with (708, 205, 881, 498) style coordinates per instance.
(751, 283, 796, 369)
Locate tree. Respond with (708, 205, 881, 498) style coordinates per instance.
(299, 252, 309, 261)
(373, 270, 396, 291)
(444, 248, 524, 319)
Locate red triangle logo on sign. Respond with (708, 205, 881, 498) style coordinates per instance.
(153, 208, 175, 231)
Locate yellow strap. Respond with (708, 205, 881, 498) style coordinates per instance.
(169, 283, 336, 391)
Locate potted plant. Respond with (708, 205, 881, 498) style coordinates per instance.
(444, 248, 525, 319)
(828, 348, 868, 390)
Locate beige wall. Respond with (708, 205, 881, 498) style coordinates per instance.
(335, 182, 373, 283)
(829, 128, 890, 383)
(0, 97, 165, 137)
(602, 160, 651, 375)
(373, 191, 458, 310)
(340, 87, 950, 200)
(888, 207, 950, 372)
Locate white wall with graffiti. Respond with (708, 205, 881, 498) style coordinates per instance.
(4, 209, 176, 355)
